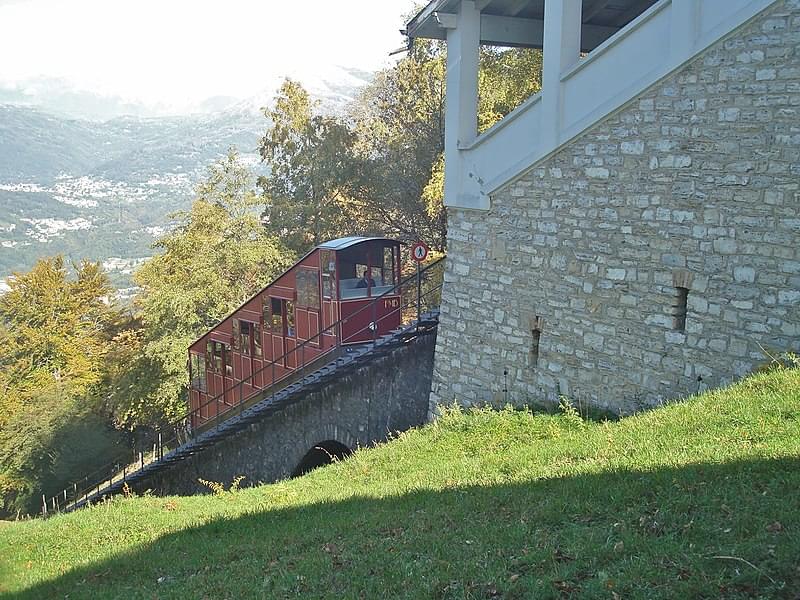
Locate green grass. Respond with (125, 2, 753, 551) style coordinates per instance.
(1, 368, 799, 599)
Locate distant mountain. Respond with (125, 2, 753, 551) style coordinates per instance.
(0, 68, 372, 293)
(0, 105, 105, 180)
(0, 103, 266, 182)
(230, 66, 375, 116)
(0, 66, 373, 122)
(0, 104, 268, 292)
(0, 77, 168, 121)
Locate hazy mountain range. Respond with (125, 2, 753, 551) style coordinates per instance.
(0, 67, 372, 295)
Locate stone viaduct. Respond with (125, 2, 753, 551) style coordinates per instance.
(136, 331, 436, 497)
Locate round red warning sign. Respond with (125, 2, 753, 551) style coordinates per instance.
(411, 241, 429, 263)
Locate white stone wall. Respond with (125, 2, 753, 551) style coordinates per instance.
(431, 0, 800, 416)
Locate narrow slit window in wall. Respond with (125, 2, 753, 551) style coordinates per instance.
(673, 287, 689, 331)
(531, 315, 543, 367)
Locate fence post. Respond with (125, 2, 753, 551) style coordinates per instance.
(158, 432, 163, 460)
(42, 495, 47, 517)
(416, 261, 422, 327)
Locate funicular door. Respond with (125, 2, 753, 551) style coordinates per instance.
(204, 341, 220, 420)
(302, 304, 321, 360)
(233, 318, 260, 401)
(205, 340, 234, 418)
(320, 250, 338, 349)
(271, 324, 285, 375)
(296, 267, 322, 364)
(189, 352, 207, 427)
(322, 300, 337, 349)
(221, 343, 235, 408)
(250, 321, 264, 391)
(265, 297, 288, 382)
(284, 300, 298, 369)
(231, 319, 246, 402)
(240, 344, 253, 396)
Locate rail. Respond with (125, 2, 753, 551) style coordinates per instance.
(42, 256, 445, 515)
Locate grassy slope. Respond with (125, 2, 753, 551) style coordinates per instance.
(1, 368, 798, 599)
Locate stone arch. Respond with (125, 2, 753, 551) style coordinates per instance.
(291, 440, 352, 478)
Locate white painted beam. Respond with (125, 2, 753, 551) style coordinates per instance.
(670, 0, 699, 61)
(483, 13, 616, 50)
(433, 13, 619, 50)
(541, 0, 583, 148)
(444, 0, 481, 208)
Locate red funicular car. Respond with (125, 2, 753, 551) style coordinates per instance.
(188, 237, 402, 427)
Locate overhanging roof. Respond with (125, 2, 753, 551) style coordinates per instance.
(317, 236, 398, 251)
(405, 0, 659, 52)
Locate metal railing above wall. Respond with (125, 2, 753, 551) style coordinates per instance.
(42, 256, 445, 516)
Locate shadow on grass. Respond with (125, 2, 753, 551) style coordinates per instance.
(7, 456, 800, 600)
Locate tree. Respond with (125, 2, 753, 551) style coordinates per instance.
(349, 42, 448, 250)
(349, 42, 542, 252)
(0, 384, 125, 516)
(110, 149, 293, 428)
(0, 256, 124, 516)
(259, 79, 359, 253)
(0, 257, 117, 415)
(478, 47, 543, 133)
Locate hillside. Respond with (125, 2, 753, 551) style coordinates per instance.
(1, 367, 798, 599)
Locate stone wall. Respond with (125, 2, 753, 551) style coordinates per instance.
(431, 0, 800, 415)
(141, 332, 436, 496)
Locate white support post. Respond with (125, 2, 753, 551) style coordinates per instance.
(541, 0, 583, 148)
(670, 0, 698, 62)
(444, 0, 480, 208)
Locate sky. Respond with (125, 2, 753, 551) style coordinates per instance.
(0, 0, 416, 113)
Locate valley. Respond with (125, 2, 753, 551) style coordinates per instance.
(0, 66, 372, 294)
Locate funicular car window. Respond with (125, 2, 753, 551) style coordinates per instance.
(355, 263, 382, 286)
(286, 301, 296, 337)
(321, 250, 336, 299)
(270, 298, 283, 334)
(232, 319, 241, 351)
(190, 353, 206, 391)
(252, 322, 262, 357)
(205, 341, 213, 373)
(223, 343, 233, 377)
(297, 268, 320, 309)
(208, 341, 225, 374)
(240, 321, 252, 356)
(383, 246, 396, 286)
(262, 295, 270, 328)
(214, 342, 222, 374)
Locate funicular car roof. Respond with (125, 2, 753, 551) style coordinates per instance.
(316, 236, 398, 251)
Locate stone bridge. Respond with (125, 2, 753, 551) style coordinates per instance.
(138, 328, 437, 497)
